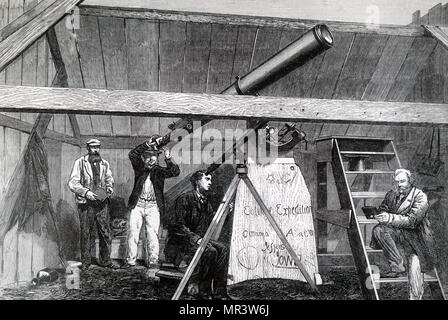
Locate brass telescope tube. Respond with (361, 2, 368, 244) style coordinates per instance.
(221, 24, 334, 95)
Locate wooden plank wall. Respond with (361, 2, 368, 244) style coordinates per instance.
(1, 0, 25, 287)
(0, 0, 7, 287)
(0, 0, 58, 286)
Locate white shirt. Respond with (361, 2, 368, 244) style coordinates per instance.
(140, 175, 156, 201)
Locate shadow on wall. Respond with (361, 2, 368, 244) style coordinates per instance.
(428, 194, 448, 285)
(55, 199, 80, 261)
(112, 182, 132, 211)
(209, 164, 238, 245)
(53, 195, 130, 261)
(410, 139, 448, 285)
(109, 196, 129, 238)
(109, 195, 129, 220)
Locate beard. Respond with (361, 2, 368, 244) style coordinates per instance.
(88, 152, 102, 163)
(394, 184, 411, 195)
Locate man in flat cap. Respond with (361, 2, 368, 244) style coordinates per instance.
(122, 134, 180, 269)
(68, 139, 117, 270)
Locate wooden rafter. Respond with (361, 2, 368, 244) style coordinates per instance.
(79, 135, 151, 149)
(46, 26, 69, 88)
(46, 24, 82, 139)
(0, 0, 83, 72)
(424, 25, 448, 51)
(0, 85, 447, 126)
(68, 114, 81, 139)
(0, 0, 58, 42)
(80, 5, 424, 36)
(0, 113, 81, 146)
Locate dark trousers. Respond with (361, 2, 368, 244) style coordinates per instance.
(371, 224, 408, 272)
(190, 240, 229, 295)
(77, 201, 112, 266)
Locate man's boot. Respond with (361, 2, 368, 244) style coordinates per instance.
(382, 260, 406, 278)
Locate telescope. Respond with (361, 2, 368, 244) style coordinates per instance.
(222, 24, 333, 95)
(157, 24, 334, 161)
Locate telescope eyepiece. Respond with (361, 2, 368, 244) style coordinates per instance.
(313, 24, 334, 48)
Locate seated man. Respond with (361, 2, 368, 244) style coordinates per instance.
(164, 170, 230, 300)
(371, 169, 437, 279)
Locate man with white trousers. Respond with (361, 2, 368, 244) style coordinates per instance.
(122, 136, 180, 268)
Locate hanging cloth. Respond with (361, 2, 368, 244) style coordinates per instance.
(415, 127, 443, 177)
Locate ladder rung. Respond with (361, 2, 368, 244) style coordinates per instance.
(345, 170, 394, 174)
(352, 192, 385, 199)
(317, 136, 393, 142)
(366, 246, 382, 253)
(357, 216, 379, 224)
(341, 151, 395, 156)
(374, 274, 439, 283)
(156, 269, 184, 280)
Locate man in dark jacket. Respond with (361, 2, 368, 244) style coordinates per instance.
(371, 169, 436, 279)
(122, 135, 180, 268)
(164, 170, 230, 300)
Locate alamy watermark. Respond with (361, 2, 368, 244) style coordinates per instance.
(365, 265, 381, 290)
(169, 121, 279, 165)
(65, 264, 80, 290)
(365, 5, 380, 30)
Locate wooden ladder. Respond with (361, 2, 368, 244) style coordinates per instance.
(316, 136, 446, 300)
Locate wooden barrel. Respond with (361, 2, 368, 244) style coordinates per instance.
(228, 158, 319, 285)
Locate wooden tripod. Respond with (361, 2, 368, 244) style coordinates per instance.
(171, 164, 319, 300)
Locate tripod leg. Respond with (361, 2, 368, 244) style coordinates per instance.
(171, 174, 241, 300)
(242, 176, 319, 294)
(212, 192, 236, 241)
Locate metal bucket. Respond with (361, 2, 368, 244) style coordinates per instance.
(348, 156, 369, 171)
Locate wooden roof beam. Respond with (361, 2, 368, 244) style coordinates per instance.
(79, 5, 425, 37)
(79, 135, 151, 149)
(423, 25, 448, 51)
(0, 0, 58, 42)
(0, 85, 447, 126)
(0, 0, 83, 72)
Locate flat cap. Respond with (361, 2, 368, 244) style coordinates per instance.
(86, 138, 101, 146)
